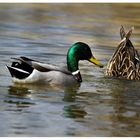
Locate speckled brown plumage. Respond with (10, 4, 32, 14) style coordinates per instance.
(105, 26, 140, 80)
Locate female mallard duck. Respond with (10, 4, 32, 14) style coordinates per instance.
(7, 42, 104, 86)
(105, 26, 140, 80)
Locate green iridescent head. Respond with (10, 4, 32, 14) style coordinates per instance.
(67, 42, 104, 82)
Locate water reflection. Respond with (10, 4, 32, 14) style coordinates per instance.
(3, 85, 35, 112)
(63, 105, 87, 119)
(63, 86, 87, 119)
(97, 78, 140, 136)
(1, 3, 140, 136)
(8, 85, 31, 96)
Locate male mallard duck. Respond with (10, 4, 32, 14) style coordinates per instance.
(105, 26, 140, 80)
(7, 42, 104, 86)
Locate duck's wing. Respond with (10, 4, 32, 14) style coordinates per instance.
(105, 26, 140, 80)
(8, 56, 71, 76)
(7, 57, 34, 79)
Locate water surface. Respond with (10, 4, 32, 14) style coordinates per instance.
(0, 4, 140, 136)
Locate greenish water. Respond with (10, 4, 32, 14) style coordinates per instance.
(0, 3, 140, 136)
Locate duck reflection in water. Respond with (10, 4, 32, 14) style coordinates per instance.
(7, 82, 87, 119)
(101, 77, 140, 136)
(63, 85, 87, 119)
(5, 85, 35, 112)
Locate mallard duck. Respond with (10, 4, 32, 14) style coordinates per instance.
(7, 42, 104, 86)
(105, 26, 140, 80)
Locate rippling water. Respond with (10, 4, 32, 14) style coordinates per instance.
(0, 3, 140, 136)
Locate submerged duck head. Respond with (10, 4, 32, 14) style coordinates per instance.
(67, 42, 104, 82)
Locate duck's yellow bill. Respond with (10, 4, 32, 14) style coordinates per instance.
(88, 56, 104, 68)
